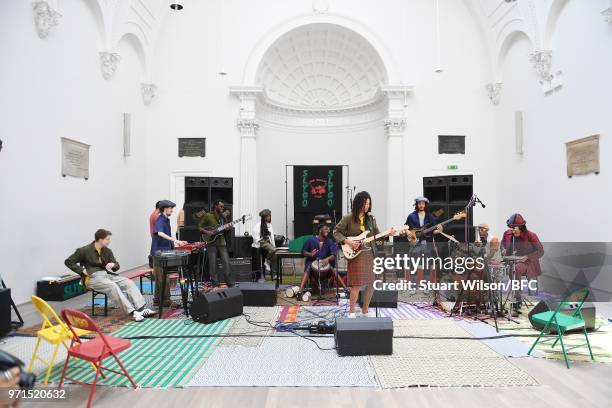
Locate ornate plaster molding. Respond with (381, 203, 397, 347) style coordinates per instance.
(528, 50, 563, 94)
(141, 83, 157, 106)
(236, 119, 260, 137)
(602, 7, 612, 23)
(99, 52, 121, 80)
(485, 82, 502, 105)
(32, 1, 61, 39)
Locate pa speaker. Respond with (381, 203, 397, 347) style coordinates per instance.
(0, 288, 11, 338)
(237, 282, 276, 306)
(358, 289, 398, 308)
(335, 317, 393, 356)
(190, 287, 243, 324)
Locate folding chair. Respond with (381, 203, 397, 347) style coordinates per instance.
(27, 296, 95, 385)
(527, 287, 595, 368)
(59, 309, 137, 407)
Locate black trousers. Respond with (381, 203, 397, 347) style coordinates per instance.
(207, 245, 234, 286)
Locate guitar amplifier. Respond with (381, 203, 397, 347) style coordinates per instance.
(358, 289, 398, 308)
(237, 282, 276, 306)
(190, 287, 243, 324)
(335, 317, 393, 356)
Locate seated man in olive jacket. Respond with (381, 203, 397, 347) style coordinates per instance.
(65, 229, 153, 322)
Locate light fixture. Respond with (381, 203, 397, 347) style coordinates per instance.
(170, 2, 183, 11)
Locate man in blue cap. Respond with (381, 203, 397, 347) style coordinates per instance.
(404, 196, 443, 293)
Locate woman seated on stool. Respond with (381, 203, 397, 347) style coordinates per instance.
(297, 224, 347, 298)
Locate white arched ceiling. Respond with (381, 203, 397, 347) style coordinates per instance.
(256, 23, 388, 109)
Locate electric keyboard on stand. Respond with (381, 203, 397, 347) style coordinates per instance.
(153, 250, 191, 318)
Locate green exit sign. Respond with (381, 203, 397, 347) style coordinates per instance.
(447, 164, 459, 170)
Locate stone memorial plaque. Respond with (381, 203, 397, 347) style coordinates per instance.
(438, 135, 465, 154)
(61, 137, 90, 179)
(566, 134, 599, 177)
(179, 138, 206, 157)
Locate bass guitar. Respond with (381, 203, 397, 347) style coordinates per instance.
(341, 226, 410, 260)
(406, 211, 466, 246)
(201, 214, 252, 244)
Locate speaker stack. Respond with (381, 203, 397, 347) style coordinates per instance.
(183, 176, 235, 253)
(423, 175, 474, 242)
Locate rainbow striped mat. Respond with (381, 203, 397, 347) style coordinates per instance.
(47, 318, 233, 388)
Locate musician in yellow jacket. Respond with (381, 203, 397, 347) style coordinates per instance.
(333, 191, 398, 318)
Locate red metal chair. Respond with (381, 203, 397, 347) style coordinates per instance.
(59, 309, 137, 407)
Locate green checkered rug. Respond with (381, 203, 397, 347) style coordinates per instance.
(47, 318, 233, 388)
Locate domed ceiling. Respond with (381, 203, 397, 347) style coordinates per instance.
(256, 23, 388, 110)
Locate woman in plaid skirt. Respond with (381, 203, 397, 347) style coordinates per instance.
(333, 191, 398, 318)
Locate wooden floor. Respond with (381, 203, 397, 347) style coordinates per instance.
(12, 275, 612, 408)
(19, 357, 612, 408)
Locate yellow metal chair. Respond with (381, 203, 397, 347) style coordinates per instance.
(27, 296, 95, 384)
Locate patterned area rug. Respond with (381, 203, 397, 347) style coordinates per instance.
(378, 302, 445, 320)
(277, 305, 348, 324)
(370, 320, 538, 388)
(186, 336, 377, 387)
(219, 306, 279, 348)
(478, 302, 612, 363)
(46, 318, 233, 388)
(0, 336, 68, 379)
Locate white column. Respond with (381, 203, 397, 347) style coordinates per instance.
(382, 85, 413, 227)
(230, 86, 263, 235)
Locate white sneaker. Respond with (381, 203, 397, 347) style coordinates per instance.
(359, 310, 375, 318)
(348, 312, 356, 319)
(140, 308, 155, 317)
(132, 310, 144, 322)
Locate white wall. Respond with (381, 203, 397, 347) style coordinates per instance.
(257, 124, 388, 238)
(149, 0, 498, 238)
(0, 1, 149, 304)
(496, 0, 612, 241)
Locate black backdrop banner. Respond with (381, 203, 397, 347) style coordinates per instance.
(293, 166, 342, 214)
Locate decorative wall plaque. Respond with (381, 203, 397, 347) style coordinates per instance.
(438, 135, 465, 154)
(565, 134, 600, 177)
(61, 137, 90, 179)
(178, 138, 206, 157)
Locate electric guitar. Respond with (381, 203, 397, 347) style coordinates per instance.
(201, 214, 252, 244)
(341, 225, 410, 260)
(406, 211, 466, 246)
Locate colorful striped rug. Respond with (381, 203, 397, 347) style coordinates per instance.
(47, 318, 233, 388)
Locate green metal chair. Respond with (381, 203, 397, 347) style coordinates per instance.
(527, 287, 595, 368)
(287, 235, 311, 277)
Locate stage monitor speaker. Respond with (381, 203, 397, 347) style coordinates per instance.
(0, 288, 11, 337)
(237, 282, 277, 306)
(528, 300, 596, 331)
(358, 289, 398, 308)
(335, 317, 393, 356)
(190, 287, 243, 324)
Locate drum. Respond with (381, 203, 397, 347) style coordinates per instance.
(309, 260, 332, 294)
(489, 264, 509, 283)
(310, 259, 331, 273)
(285, 286, 300, 298)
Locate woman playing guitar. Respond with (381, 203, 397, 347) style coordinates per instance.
(333, 191, 399, 318)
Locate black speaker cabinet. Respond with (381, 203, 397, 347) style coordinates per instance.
(358, 289, 398, 308)
(335, 317, 393, 356)
(233, 236, 254, 258)
(190, 287, 243, 324)
(528, 300, 596, 331)
(0, 288, 12, 338)
(238, 282, 277, 306)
